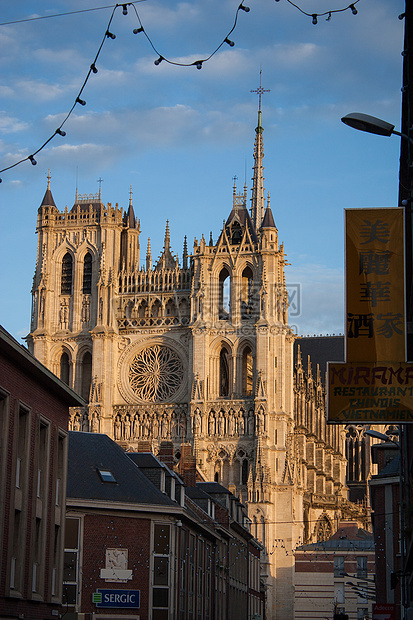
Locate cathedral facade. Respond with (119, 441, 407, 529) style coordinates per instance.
(28, 108, 367, 619)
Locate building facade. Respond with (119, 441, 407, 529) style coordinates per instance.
(27, 107, 367, 619)
(0, 325, 84, 620)
(294, 521, 375, 620)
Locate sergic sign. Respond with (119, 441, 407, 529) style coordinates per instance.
(92, 589, 140, 608)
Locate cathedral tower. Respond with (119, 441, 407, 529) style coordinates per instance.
(28, 106, 354, 620)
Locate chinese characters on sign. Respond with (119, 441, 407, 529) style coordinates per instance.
(328, 208, 413, 423)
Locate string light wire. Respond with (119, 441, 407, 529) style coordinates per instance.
(0, 0, 362, 181)
(275, 0, 361, 23)
(0, 1, 253, 180)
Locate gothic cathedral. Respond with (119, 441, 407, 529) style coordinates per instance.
(28, 105, 367, 619)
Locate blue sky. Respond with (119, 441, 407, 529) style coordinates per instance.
(0, 0, 405, 341)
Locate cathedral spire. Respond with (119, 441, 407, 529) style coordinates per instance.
(183, 235, 188, 269)
(146, 237, 152, 271)
(124, 185, 137, 229)
(40, 169, 56, 208)
(164, 220, 171, 252)
(250, 70, 270, 231)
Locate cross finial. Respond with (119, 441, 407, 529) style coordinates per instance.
(47, 169, 51, 189)
(250, 69, 270, 112)
(97, 176, 103, 200)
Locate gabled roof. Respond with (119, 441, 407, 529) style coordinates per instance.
(225, 205, 258, 244)
(67, 432, 176, 506)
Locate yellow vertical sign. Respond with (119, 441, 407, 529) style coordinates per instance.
(327, 207, 413, 423)
(345, 208, 405, 362)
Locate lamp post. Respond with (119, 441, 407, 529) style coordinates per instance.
(341, 112, 412, 618)
(365, 428, 405, 618)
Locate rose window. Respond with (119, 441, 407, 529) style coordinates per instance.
(128, 345, 184, 402)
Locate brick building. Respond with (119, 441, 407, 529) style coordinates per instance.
(65, 432, 263, 620)
(0, 325, 84, 619)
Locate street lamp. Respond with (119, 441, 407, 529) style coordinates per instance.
(341, 112, 413, 144)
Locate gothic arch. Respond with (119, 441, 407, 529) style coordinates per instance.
(59, 347, 72, 386)
(61, 252, 74, 295)
(315, 515, 333, 542)
(76, 348, 93, 402)
(217, 265, 231, 320)
(235, 340, 254, 397)
(219, 345, 231, 398)
(82, 251, 93, 295)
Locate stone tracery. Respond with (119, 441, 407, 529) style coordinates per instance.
(128, 344, 184, 402)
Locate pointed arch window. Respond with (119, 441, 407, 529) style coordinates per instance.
(82, 252, 92, 294)
(241, 458, 249, 485)
(242, 346, 253, 396)
(219, 348, 230, 397)
(230, 221, 242, 245)
(218, 268, 230, 320)
(80, 351, 92, 401)
(60, 352, 70, 385)
(241, 267, 254, 319)
(61, 253, 73, 295)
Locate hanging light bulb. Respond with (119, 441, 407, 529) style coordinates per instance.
(90, 63, 98, 74)
(154, 56, 164, 65)
(76, 97, 86, 106)
(239, 4, 250, 11)
(225, 37, 235, 46)
(122, 4, 128, 15)
(55, 128, 66, 136)
(29, 155, 37, 166)
(105, 30, 116, 39)
(349, 4, 358, 15)
(133, 26, 144, 34)
(194, 61, 203, 70)
(312, 14, 318, 24)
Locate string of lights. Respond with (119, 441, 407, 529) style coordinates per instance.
(0, 0, 362, 183)
(0, 1, 251, 181)
(275, 0, 361, 24)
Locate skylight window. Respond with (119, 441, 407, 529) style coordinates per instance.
(97, 469, 116, 483)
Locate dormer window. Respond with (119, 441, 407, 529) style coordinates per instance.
(97, 469, 116, 483)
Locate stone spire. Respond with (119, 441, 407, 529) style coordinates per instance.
(146, 237, 152, 271)
(40, 169, 56, 208)
(124, 185, 137, 229)
(250, 71, 269, 231)
(183, 235, 188, 269)
(164, 220, 171, 252)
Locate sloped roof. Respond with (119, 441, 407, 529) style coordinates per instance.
(260, 206, 276, 229)
(67, 431, 176, 506)
(40, 187, 56, 208)
(294, 335, 345, 379)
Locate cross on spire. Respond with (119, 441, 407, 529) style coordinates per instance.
(250, 69, 270, 112)
(97, 176, 103, 200)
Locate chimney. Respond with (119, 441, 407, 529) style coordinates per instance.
(179, 443, 197, 488)
(158, 441, 175, 471)
(136, 440, 152, 453)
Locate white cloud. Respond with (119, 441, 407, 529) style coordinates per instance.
(0, 111, 29, 133)
(286, 262, 344, 336)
